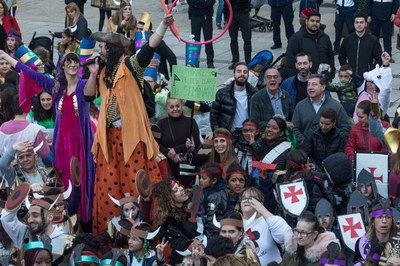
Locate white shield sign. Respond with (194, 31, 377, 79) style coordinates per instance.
(338, 213, 366, 251)
(277, 180, 309, 217)
(355, 152, 389, 198)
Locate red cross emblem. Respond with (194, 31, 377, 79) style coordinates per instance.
(368, 167, 383, 183)
(283, 185, 303, 204)
(343, 217, 362, 238)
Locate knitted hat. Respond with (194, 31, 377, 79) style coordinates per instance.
(322, 152, 352, 186)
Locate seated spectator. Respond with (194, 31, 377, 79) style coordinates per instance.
(356, 169, 383, 211)
(4, 28, 22, 59)
(302, 108, 347, 170)
(240, 187, 291, 264)
(225, 162, 248, 212)
(345, 100, 390, 162)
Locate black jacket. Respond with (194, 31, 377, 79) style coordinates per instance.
(224, 0, 251, 12)
(365, 0, 399, 20)
(339, 32, 382, 77)
(187, 0, 215, 16)
(286, 27, 335, 80)
(302, 125, 347, 170)
(210, 82, 258, 132)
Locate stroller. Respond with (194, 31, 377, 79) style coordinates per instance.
(249, 0, 273, 32)
(28, 32, 55, 61)
(247, 50, 285, 88)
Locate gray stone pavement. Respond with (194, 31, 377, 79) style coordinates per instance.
(17, 0, 400, 117)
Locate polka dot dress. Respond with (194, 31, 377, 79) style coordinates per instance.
(92, 127, 161, 234)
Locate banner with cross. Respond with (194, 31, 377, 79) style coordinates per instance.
(338, 213, 366, 251)
(354, 152, 389, 198)
(277, 180, 309, 217)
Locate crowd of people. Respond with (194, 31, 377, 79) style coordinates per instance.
(1, 0, 400, 265)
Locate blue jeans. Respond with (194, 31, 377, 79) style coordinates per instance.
(216, 0, 226, 25)
(370, 19, 393, 55)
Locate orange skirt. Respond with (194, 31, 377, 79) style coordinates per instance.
(92, 127, 161, 234)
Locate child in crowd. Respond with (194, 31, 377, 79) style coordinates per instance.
(302, 108, 347, 171)
(126, 222, 167, 266)
(225, 162, 248, 212)
(199, 162, 229, 236)
(356, 169, 383, 211)
(232, 119, 260, 175)
(326, 64, 363, 117)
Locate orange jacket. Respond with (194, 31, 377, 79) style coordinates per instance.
(92, 56, 159, 163)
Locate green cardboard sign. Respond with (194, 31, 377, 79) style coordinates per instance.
(170, 65, 217, 102)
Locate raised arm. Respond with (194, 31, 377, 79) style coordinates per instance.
(0, 50, 55, 92)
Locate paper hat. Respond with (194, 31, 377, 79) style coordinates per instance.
(186, 42, 201, 67)
(79, 36, 96, 60)
(144, 53, 160, 80)
(139, 12, 151, 32)
(134, 31, 150, 51)
(15, 45, 42, 68)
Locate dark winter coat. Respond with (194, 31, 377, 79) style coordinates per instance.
(210, 82, 258, 132)
(302, 125, 347, 170)
(286, 27, 335, 80)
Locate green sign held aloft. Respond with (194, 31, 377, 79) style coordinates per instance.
(170, 65, 217, 102)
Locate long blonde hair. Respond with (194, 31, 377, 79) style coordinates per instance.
(111, 2, 137, 33)
(65, 2, 81, 27)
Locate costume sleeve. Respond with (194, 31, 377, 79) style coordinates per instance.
(127, 43, 156, 87)
(265, 216, 292, 246)
(15, 62, 55, 93)
(0, 208, 27, 248)
(369, 116, 387, 148)
(353, 237, 362, 263)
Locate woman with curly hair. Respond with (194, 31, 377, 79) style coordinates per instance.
(107, 0, 137, 39)
(22, 239, 53, 266)
(210, 128, 238, 169)
(152, 178, 204, 264)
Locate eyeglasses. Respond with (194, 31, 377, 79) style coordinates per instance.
(239, 196, 258, 202)
(375, 215, 393, 222)
(292, 228, 315, 238)
(265, 75, 280, 80)
(65, 60, 79, 67)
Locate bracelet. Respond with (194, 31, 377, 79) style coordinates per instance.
(155, 21, 168, 37)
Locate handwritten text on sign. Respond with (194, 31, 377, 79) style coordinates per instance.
(171, 65, 217, 102)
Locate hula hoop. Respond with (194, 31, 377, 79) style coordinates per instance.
(165, 0, 233, 45)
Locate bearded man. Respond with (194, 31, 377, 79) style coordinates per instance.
(210, 62, 258, 132)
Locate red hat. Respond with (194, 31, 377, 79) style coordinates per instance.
(300, 7, 316, 17)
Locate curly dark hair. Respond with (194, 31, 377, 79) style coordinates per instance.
(152, 178, 192, 226)
(103, 43, 125, 89)
(204, 235, 235, 259)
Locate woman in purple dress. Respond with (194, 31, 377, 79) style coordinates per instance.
(0, 50, 95, 224)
